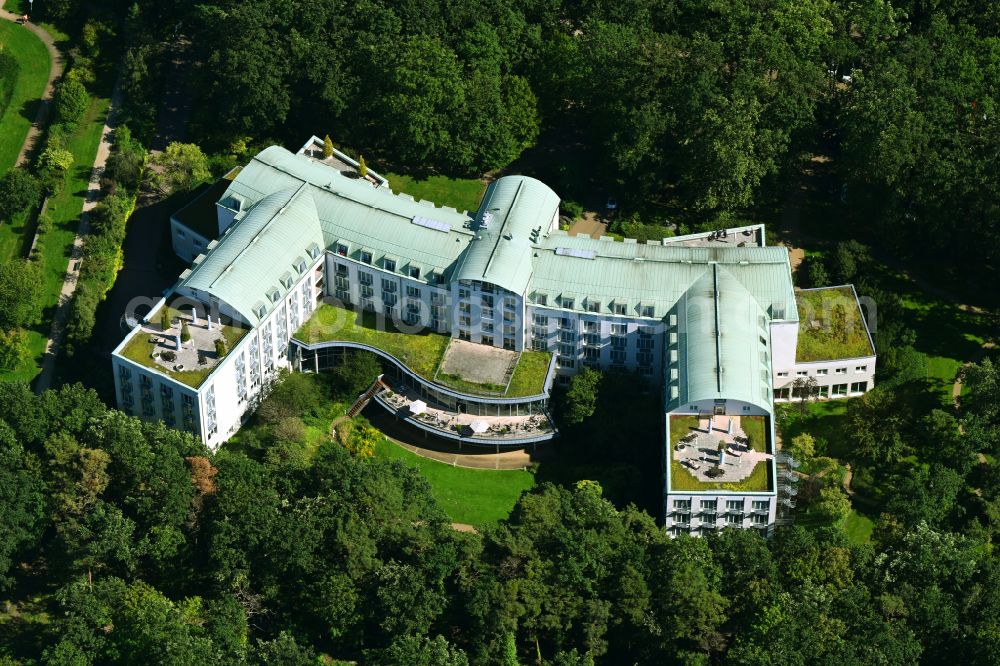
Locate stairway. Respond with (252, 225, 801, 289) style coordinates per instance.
(346, 375, 388, 418)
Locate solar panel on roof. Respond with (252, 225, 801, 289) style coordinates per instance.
(554, 247, 597, 260)
(411, 216, 451, 233)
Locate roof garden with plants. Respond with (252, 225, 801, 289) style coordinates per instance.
(668, 413, 773, 492)
(295, 303, 552, 397)
(118, 302, 248, 389)
(795, 286, 874, 362)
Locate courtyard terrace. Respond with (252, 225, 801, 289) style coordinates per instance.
(295, 303, 553, 397)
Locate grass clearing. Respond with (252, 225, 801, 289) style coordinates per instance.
(385, 172, 486, 213)
(375, 438, 534, 525)
(0, 21, 50, 172)
(842, 509, 875, 545)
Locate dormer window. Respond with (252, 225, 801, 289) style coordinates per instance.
(384, 258, 396, 272)
(361, 251, 373, 264)
(255, 304, 267, 319)
(307, 244, 320, 259)
(560, 297, 574, 310)
(269, 289, 281, 303)
(535, 293, 548, 306)
(336, 243, 348, 256)
(296, 259, 307, 274)
(641, 305, 654, 318)
(408, 265, 420, 279)
(613, 302, 627, 315)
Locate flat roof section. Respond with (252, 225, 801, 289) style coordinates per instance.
(172, 169, 241, 240)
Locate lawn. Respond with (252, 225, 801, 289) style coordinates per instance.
(841, 509, 874, 545)
(375, 438, 535, 525)
(0, 20, 50, 172)
(795, 287, 874, 362)
(777, 400, 850, 458)
(0, 94, 111, 384)
(297, 303, 553, 397)
(385, 172, 486, 214)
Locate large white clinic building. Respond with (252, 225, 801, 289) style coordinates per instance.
(112, 138, 876, 535)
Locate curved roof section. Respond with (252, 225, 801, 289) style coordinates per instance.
(181, 186, 324, 325)
(677, 265, 772, 411)
(453, 176, 559, 295)
(219, 147, 476, 284)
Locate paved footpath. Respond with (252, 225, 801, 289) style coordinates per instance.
(34, 81, 121, 393)
(0, 1, 64, 166)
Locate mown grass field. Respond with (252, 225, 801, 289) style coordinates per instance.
(0, 94, 110, 383)
(0, 20, 49, 172)
(375, 438, 535, 525)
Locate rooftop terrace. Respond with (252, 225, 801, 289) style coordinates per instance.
(118, 303, 248, 388)
(295, 303, 552, 397)
(668, 414, 773, 492)
(795, 286, 874, 362)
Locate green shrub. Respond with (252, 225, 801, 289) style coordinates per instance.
(0, 169, 41, 220)
(561, 200, 584, 219)
(54, 79, 90, 127)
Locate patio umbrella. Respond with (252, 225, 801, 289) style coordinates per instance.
(409, 400, 427, 415)
(469, 419, 489, 434)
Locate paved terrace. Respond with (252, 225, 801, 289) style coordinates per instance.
(381, 386, 555, 441)
(669, 414, 773, 492)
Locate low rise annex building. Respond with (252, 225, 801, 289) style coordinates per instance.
(112, 138, 876, 536)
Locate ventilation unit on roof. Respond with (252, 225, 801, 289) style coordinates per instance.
(411, 216, 451, 233)
(481, 211, 494, 228)
(554, 247, 597, 260)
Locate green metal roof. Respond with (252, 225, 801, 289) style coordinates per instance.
(219, 146, 475, 283)
(180, 185, 324, 325)
(453, 176, 560, 295)
(676, 265, 772, 411)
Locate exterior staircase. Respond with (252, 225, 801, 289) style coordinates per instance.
(346, 375, 387, 418)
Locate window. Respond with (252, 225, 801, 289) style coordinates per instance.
(725, 514, 743, 525)
(751, 500, 769, 512)
(584, 347, 600, 361)
(584, 320, 598, 333)
(381, 278, 397, 293)
(384, 258, 396, 272)
(336, 243, 348, 256)
(851, 381, 868, 393)
(637, 351, 653, 366)
(637, 338, 654, 350)
(835, 367, 847, 375)
(611, 349, 626, 364)
(360, 285, 374, 299)
(406, 285, 420, 298)
(613, 303, 627, 315)
(796, 370, 808, 377)
(482, 321, 494, 333)
(503, 337, 515, 350)
(584, 333, 600, 347)
(587, 300, 600, 313)
(408, 265, 420, 279)
(816, 368, 828, 376)
(459, 315, 471, 327)
(726, 500, 743, 512)
(752, 514, 768, 525)
(611, 336, 627, 349)
(532, 339, 547, 351)
(700, 500, 716, 512)
(382, 292, 397, 307)
(557, 357, 575, 369)
(359, 272, 373, 286)
(459, 287, 470, 299)
(335, 262, 348, 276)
(482, 336, 494, 347)
(777, 371, 789, 378)
(559, 343, 575, 357)
(533, 315, 548, 327)
(559, 331, 575, 344)
(482, 295, 494, 308)
(641, 305, 654, 318)
(639, 325, 655, 338)
(559, 317, 573, 330)
(856, 365, 868, 373)
(742, 405, 751, 412)
(673, 500, 691, 511)
(560, 296, 574, 310)
(360, 251, 372, 264)
(611, 323, 626, 336)
(832, 383, 848, 397)
(532, 326, 548, 339)
(535, 294, 548, 306)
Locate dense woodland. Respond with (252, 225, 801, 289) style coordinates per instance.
(1, 0, 999, 663)
(0, 355, 998, 664)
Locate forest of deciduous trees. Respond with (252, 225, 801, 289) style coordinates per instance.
(30, 0, 999, 288)
(0, 365, 999, 664)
